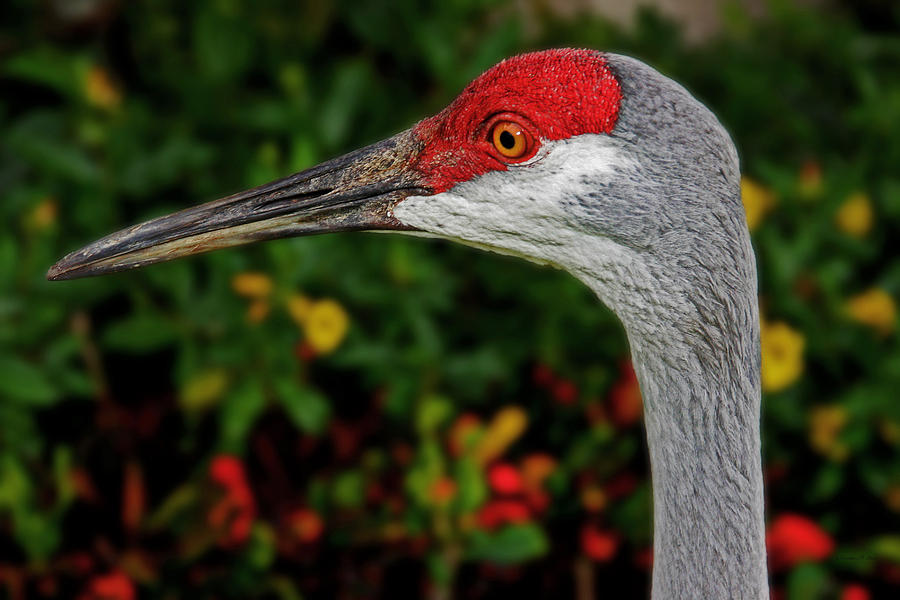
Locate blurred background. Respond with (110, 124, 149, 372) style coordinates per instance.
(1, 0, 899, 598)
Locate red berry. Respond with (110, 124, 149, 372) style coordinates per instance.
(552, 379, 578, 405)
(477, 500, 530, 529)
(84, 571, 135, 600)
(488, 463, 524, 495)
(840, 584, 870, 600)
(766, 513, 834, 571)
(209, 455, 246, 490)
(581, 524, 618, 562)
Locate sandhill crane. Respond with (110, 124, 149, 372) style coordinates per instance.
(49, 49, 767, 598)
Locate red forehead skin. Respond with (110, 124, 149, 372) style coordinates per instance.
(412, 49, 622, 193)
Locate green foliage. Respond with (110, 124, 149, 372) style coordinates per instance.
(0, 0, 898, 598)
(466, 524, 549, 564)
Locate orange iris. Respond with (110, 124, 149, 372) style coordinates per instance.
(491, 121, 529, 159)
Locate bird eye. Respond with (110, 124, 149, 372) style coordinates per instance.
(491, 120, 531, 160)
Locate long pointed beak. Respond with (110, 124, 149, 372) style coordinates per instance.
(47, 129, 428, 281)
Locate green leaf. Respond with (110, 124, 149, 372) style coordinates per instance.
(454, 457, 487, 513)
(332, 470, 365, 509)
(275, 378, 331, 434)
(2, 46, 86, 97)
(13, 508, 61, 562)
(179, 368, 229, 414)
(4, 113, 100, 184)
(0, 236, 18, 288)
(609, 483, 652, 544)
(0, 355, 59, 406)
(416, 394, 453, 436)
(466, 524, 549, 565)
(102, 313, 178, 352)
(870, 535, 900, 563)
(0, 454, 33, 508)
(193, 10, 253, 82)
(220, 378, 267, 449)
(245, 523, 276, 570)
(52, 446, 75, 509)
(805, 465, 844, 503)
(786, 563, 829, 600)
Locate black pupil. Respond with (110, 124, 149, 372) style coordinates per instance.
(499, 129, 516, 150)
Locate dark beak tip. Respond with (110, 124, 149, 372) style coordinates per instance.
(46, 260, 74, 281)
(46, 249, 95, 281)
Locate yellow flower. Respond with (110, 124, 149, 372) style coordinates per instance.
(285, 294, 314, 326)
(84, 66, 121, 110)
(180, 368, 228, 413)
(760, 320, 805, 393)
(740, 177, 775, 231)
(809, 404, 848, 462)
(231, 272, 273, 298)
(835, 192, 873, 237)
(846, 288, 896, 336)
(302, 299, 349, 354)
(474, 406, 528, 464)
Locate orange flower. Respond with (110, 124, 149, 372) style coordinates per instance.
(287, 508, 324, 543)
(581, 486, 607, 512)
(520, 453, 556, 489)
(231, 272, 273, 298)
(608, 360, 642, 426)
(581, 524, 619, 562)
(428, 477, 457, 505)
(766, 513, 834, 571)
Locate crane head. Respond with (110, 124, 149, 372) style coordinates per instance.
(48, 49, 746, 327)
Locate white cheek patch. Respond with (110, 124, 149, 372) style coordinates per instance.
(394, 134, 634, 270)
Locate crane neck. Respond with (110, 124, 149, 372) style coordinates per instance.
(576, 239, 768, 599)
(632, 315, 767, 599)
